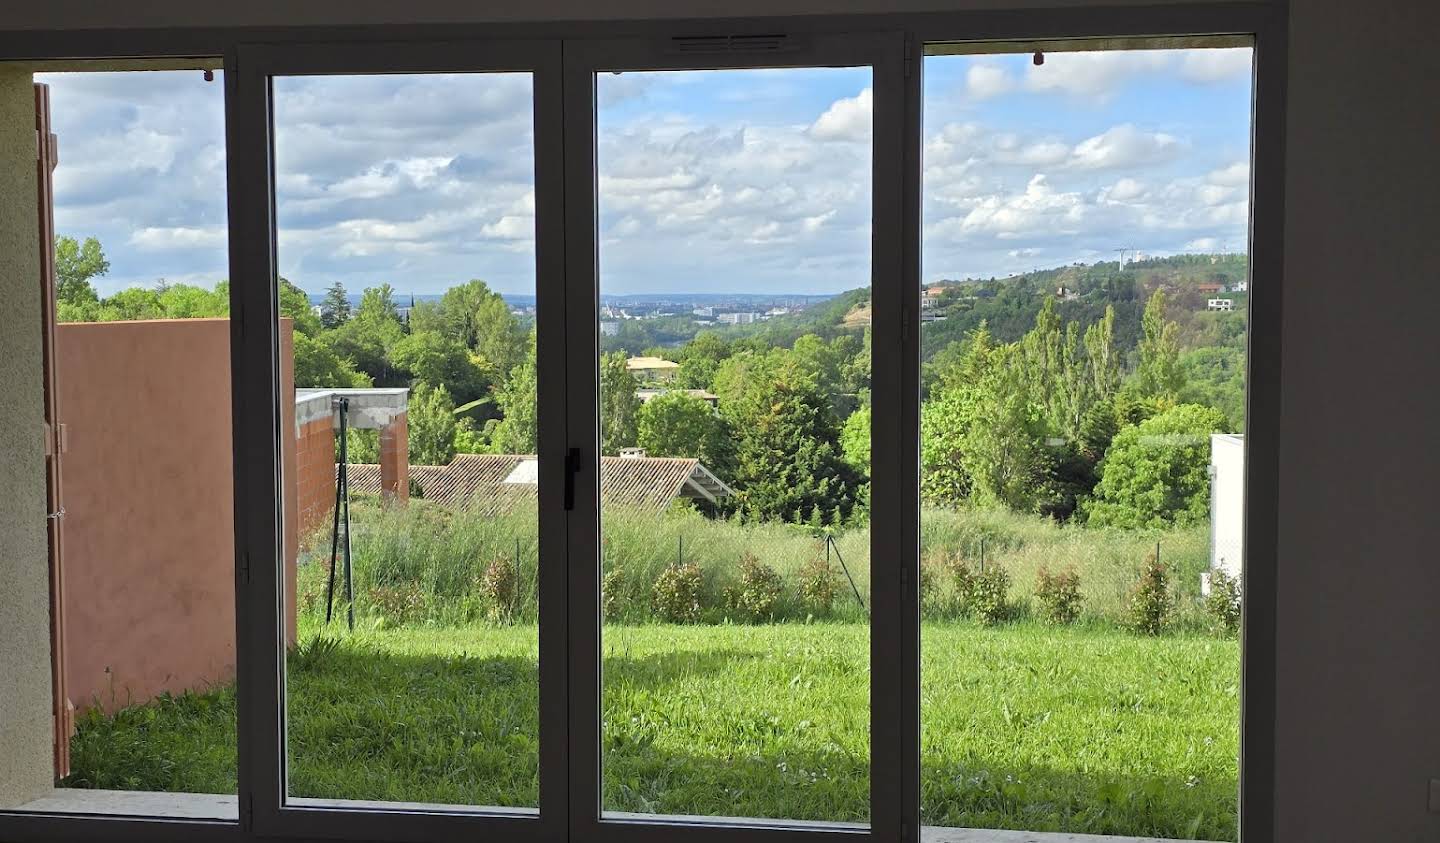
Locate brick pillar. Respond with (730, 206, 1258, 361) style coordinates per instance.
(379, 412, 409, 507)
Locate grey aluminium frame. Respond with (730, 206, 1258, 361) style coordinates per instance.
(560, 30, 907, 843)
(227, 38, 569, 843)
(0, 5, 1286, 843)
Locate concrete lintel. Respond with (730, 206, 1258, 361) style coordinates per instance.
(294, 387, 408, 432)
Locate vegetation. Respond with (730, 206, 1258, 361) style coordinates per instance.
(66, 623, 1240, 840)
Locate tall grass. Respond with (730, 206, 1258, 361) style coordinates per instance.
(298, 497, 1211, 629)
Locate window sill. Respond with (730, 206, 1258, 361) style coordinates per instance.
(13, 788, 237, 821)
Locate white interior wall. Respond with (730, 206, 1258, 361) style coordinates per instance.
(1, 0, 1438, 838)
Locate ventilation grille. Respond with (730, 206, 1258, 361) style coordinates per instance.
(668, 34, 792, 55)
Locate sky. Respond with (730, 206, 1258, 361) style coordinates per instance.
(37, 46, 1252, 297)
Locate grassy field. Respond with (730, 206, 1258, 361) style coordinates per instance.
(299, 499, 1213, 628)
(65, 621, 1239, 841)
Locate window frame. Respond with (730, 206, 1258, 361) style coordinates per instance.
(227, 37, 569, 843)
(0, 4, 1286, 843)
(560, 30, 906, 843)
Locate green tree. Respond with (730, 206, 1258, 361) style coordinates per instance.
(636, 391, 732, 473)
(55, 235, 108, 305)
(157, 283, 228, 318)
(331, 284, 405, 384)
(280, 278, 321, 336)
(1082, 304, 1122, 401)
(721, 361, 862, 524)
(407, 383, 458, 466)
(1132, 291, 1184, 402)
(599, 351, 640, 455)
(293, 332, 371, 389)
(320, 281, 351, 329)
(485, 331, 538, 454)
(438, 280, 526, 381)
(840, 405, 870, 472)
(102, 286, 164, 320)
(1082, 403, 1227, 528)
(388, 330, 491, 406)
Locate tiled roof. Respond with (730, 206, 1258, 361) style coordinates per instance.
(346, 453, 729, 513)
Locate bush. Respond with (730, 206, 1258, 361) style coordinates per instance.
(602, 566, 630, 621)
(652, 561, 705, 623)
(1205, 568, 1242, 636)
(479, 556, 518, 623)
(724, 554, 784, 622)
(796, 556, 839, 614)
(366, 583, 427, 626)
(1034, 567, 1083, 625)
(966, 565, 1013, 626)
(1129, 552, 1171, 635)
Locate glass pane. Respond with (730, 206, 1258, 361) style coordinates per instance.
(272, 72, 541, 810)
(595, 67, 873, 824)
(0, 67, 238, 820)
(919, 44, 1253, 841)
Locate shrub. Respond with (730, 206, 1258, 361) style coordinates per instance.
(919, 555, 948, 616)
(366, 583, 427, 626)
(1034, 566, 1083, 625)
(652, 561, 704, 623)
(967, 565, 1013, 626)
(946, 554, 977, 611)
(1205, 568, 1242, 636)
(796, 556, 839, 614)
(602, 566, 630, 621)
(1129, 552, 1171, 635)
(724, 553, 784, 622)
(479, 556, 518, 623)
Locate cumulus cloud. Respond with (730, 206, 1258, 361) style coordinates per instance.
(1180, 48, 1252, 83)
(965, 64, 1014, 100)
(1024, 50, 1171, 101)
(809, 87, 872, 142)
(1070, 125, 1182, 170)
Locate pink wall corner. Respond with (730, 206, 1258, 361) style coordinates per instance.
(56, 317, 296, 713)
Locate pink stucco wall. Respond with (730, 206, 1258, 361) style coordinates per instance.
(56, 317, 295, 714)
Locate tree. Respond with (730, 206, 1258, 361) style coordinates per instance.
(720, 360, 862, 525)
(156, 283, 228, 318)
(331, 284, 405, 384)
(55, 235, 108, 305)
(485, 331, 538, 454)
(438, 280, 526, 381)
(293, 332, 371, 389)
(636, 391, 731, 473)
(388, 330, 491, 406)
(840, 405, 870, 472)
(320, 281, 351, 329)
(1083, 304, 1121, 403)
(407, 383, 458, 466)
(599, 351, 640, 455)
(1081, 403, 1227, 528)
(280, 278, 321, 336)
(1132, 291, 1184, 402)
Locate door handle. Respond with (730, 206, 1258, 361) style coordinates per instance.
(563, 447, 581, 511)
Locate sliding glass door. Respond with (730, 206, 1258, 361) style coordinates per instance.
(561, 33, 907, 842)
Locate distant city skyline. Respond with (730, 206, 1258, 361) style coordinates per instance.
(39, 46, 1252, 297)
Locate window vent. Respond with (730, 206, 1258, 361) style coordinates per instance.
(668, 34, 792, 55)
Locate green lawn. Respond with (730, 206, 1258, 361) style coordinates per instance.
(65, 622, 1239, 841)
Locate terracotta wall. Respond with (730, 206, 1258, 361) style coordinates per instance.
(56, 317, 295, 713)
(296, 416, 337, 540)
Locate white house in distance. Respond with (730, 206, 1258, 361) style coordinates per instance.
(1208, 298, 1235, 312)
(626, 355, 680, 382)
(1207, 433, 1245, 592)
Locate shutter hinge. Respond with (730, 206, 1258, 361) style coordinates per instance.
(904, 37, 914, 79)
(902, 306, 912, 342)
(239, 551, 251, 586)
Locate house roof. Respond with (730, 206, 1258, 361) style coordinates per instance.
(348, 453, 731, 513)
(626, 356, 679, 371)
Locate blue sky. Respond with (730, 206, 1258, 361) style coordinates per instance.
(38, 46, 1251, 297)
